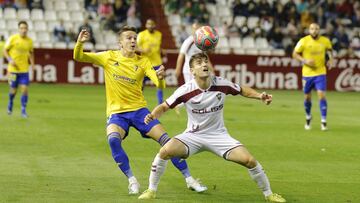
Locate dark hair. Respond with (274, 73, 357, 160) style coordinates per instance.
(189, 52, 209, 69)
(18, 21, 28, 27)
(117, 25, 137, 36)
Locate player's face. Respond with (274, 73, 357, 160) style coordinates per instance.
(191, 57, 210, 78)
(146, 20, 156, 32)
(18, 24, 28, 37)
(119, 31, 137, 53)
(309, 24, 320, 39)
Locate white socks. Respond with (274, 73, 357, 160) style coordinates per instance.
(248, 162, 272, 197)
(148, 153, 168, 191)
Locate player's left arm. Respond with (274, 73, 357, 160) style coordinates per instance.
(144, 102, 170, 124)
(144, 60, 166, 89)
(325, 38, 334, 69)
(29, 41, 35, 69)
(29, 50, 35, 69)
(240, 86, 272, 105)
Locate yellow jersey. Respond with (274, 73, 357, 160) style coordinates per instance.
(294, 35, 332, 77)
(5, 34, 33, 73)
(73, 43, 166, 117)
(137, 30, 162, 66)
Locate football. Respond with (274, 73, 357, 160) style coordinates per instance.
(194, 26, 219, 51)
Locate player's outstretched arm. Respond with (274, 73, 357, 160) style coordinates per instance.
(73, 29, 104, 66)
(240, 86, 272, 105)
(144, 102, 170, 124)
(145, 64, 166, 89)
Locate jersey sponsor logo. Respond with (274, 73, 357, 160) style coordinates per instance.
(188, 124, 200, 133)
(113, 73, 136, 84)
(216, 93, 222, 100)
(192, 104, 223, 114)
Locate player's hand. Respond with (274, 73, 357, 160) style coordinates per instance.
(144, 113, 154, 125)
(326, 59, 333, 69)
(9, 60, 18, 69)
(304, 59, 315, 67)
(260, 92, 272, 105)
(77, 29, 90, 43)
(156, 65, 165, 80)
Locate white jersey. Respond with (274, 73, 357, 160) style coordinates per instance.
(165, 76, 242, 135)
(180, 35, 203, 76)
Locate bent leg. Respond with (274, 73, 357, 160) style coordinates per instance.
(147, 124, 190, 178)
(227, 146, 273, 197)
(145, 138, 188, 192)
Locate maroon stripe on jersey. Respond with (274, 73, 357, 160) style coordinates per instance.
(209, 85, 241, 95)
(168, 89, 203, 108)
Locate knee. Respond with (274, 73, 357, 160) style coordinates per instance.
(159, 147, 172, 160)
(244, 156, 257, 169)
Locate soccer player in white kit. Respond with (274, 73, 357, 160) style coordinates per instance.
(139, 53, 286, 202)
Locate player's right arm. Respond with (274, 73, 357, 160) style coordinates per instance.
(73, 29, 105, 66)
(3, 36, 17, 69)
(292, 38, 315, 67)
(144, 102, 170, 124)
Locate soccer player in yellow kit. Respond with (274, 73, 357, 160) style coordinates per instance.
(293, 23, 333, 131)
(3, 21, 34, 118)
(137, 19, 164, 104)
(73, 26, 207, 195)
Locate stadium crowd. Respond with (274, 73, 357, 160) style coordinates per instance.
(164, 0, 360, 57)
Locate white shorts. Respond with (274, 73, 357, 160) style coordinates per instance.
(183, 73, 193, 83)
(175, 132, 242, 159)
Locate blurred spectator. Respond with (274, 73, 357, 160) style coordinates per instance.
(261, 16, 274, 33)
(350, 30, 360, 50)
(127, 0, 139, 18)
(258, 0, 271, 17)
(195, 2, 209, 24)
(271, 2, 286, 26)
(164, 0, 179, 14)
(335, 25, 350, 51)
(1, 0, 16, 8)
(336, 0, 354, 19)
(113, 0, 128, 25)
(86, 0, 98, 20)
(315, 7, 327, 28)
(27, 0, 43, 10)
(321, 0, 338, 21)
(352, 7, 360, 27)
(267, 26, 284, 49)
(232, 0, 246, 17)
(66, 28, 78, 44)
(296, 0, 308, 14)
(239, 19, 251, 37)
(127, 12, 141, 30)
(78, 18, 96, 45)
(98, 0, 113, 20)
(14, 0, 27, 9)
(181, 1, 195, 24)
(53, 20, 67, 43)
(246, 0, 258, 17)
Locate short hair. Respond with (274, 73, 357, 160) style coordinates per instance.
(18, 21, 28, 27)
(117, 25, 137, 36)
(189, 52, 209, 69)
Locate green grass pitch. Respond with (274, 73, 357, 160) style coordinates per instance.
(0, 83, 359, 203)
